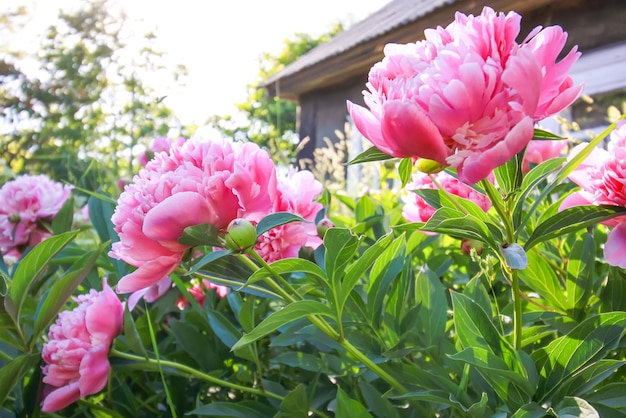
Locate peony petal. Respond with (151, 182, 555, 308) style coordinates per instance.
(347, 100, 391, 155)
(85, 283, 123, 342)
(559, 191, 595, 211)
(457, 116, 533, 184)
(143, 191, 214, 249)
(41, 381, 81, 412)
(380, 100, 448, 162)
(116, 254, 181, 294)
(605, 222, 626, 268)
(78, 345, 110, 397)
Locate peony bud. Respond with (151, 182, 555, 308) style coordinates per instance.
(224, 218, 257, 252)
(416, 158, 446, 174)
(316, 218, 334, 239)
(461, 238, 484, 256)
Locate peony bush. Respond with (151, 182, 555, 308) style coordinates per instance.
(2, 6, 626, 418)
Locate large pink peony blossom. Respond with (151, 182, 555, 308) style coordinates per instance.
(0, 174, 72, 255)
(348, 7, 581, 184)
(255, 169, 324, 263)
(560, 119, 626, 267)
(41, 281, 123, 412)
(110, 136, 278, 294)
(402, 171, 491, 223)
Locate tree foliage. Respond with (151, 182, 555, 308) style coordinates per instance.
(0, 0, 186, 190)
(207, 22, 344, 167)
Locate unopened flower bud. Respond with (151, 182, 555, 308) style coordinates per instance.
(461, 238, 484, 256)
(8, 213, 20, 224)
(316, 218, 334, 239)
(416, 158, 446, 174)
(224, 218, 257, 253)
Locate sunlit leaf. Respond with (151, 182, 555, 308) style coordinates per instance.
(256, 212, 305, 236)
(347, 146, 393, 165)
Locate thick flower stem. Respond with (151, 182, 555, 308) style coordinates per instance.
(511, 270, 523, 349)
(239, 251, 408, 395)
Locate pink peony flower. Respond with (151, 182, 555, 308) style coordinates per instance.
(127, 276, 173, 311)
(0, 174, 72, 255)
(110, 135, 278, 294)
(402, 171, 491, 223)
(255, 169, 324, 263)
(347, 7, 581, 184)
(138, 136, 186, 167)
(41, 281, 124, 412)
(560, 119, 626, 267)
(522, 139, 568, 172)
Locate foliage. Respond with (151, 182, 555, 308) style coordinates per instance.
(0, 0, 187, 189)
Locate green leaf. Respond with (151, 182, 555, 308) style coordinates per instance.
(324, 228, 359, 285)
(494, 150, 524, 196)
(10, 230, 79, 321)
(368, 234, 406, 327)
(243, 258, 328, 290)
(51, 195, 75, 235)
(518, 251, 569, 312)
(232, 300, 333, 350)
(415, 266, 447, 347)
(533, 128, 566, 140)
(422, 207, 499, 249)
(188, 249, 232, 274)
(524, 205, 626, 250)
(552, 396, 599, 418)
(339, 233, 393, 314)
(347, 146, 394, 165)
(358, 379, 401, 418)
(0, 353, 40, 405)
(549, 360, 625, 405)
(537, 312, 626, 403)
(278, 383, 309, 418)
(123, 304, 148, 358)
(398, 158, 413, 188)
(335, 387, 374, 418)
(169, 318, 214, 370)
(601, 268, 626, 312)
(585, 382, 626, 408)
(187, 401, 273, 417)
(256, 212, 305, 236)
(31, 242, 106, 344)
(207, 309, 243, 349)
(178, 223, 222, 247)
(272, 352, 323, 372)
(566, 233, 595, 314)
(511, 403, 552, 418)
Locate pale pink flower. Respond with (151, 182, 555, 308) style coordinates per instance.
(0, 174, 72, 255)
(138, 136, 186, 167)
(255, 169, 323, 263)
(402, 171, 491, 223)
(176, 279, 228, 310)
(560, 119, 626, 267)
(127, 276, 173, 311)
(523, 139, 568, 172)
(348, 7, 581, 184)
(41, 281, 123, 412)
(110, 136, 278, 294)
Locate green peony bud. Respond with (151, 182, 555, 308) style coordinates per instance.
(316, 218, 334, 239)
(416, 158, 446, 174)
(224, 218, 257, 253)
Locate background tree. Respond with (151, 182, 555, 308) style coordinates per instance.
(207, 22, 344, 167)
(0, 0, 188, 191)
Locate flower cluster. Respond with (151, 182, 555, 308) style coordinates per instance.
(0, 174, 72, 259)
(110, 135, 323, 294)
(348, 6, 581, 184)
(561, 119, 626, 268)
(402, 171, 491, 224)
(41, 282, 123, 412)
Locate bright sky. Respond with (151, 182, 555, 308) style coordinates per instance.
(5, 0, 391, 126)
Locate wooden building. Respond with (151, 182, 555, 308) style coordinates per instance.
(262, 0, 626, 168)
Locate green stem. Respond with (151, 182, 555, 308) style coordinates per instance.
(247, 252, 303, 300)
(511, 270, 523, 349)
(480, 179, 514, 243)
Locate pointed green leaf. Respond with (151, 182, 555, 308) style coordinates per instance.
(279, 383, 309, 417)
(232, 300, 333, 350)
(415, 266, 447, 346)
(31, 242, 106, 343)
(187, 401, 273, 417)
(10, 230, 79, 321)
(324, 228, 359, 285)
(178, 223, 221, 247)
(243, 258, 328, 290)
(552, 396, 599, 418)
(525, 205, 626, 250)
(494, 150, 524, 196)
(0, 353, 40, 405)
(336, 387, 374, 418)
(368, 234, 406, 326)
(123, 304, 148, 358)
(519, 251, 569, 312)
(585, 382, 626, 408)
(347, 146, 394, 165)
(533, 128, 566, 140)
(566, 233, 595, 313)
(398, 158, 413, 188)
(256, 212, 305, 236)
(422, 208, 498, 248)
(51, 195, 75, 235)
(188, 249, 232, 274)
